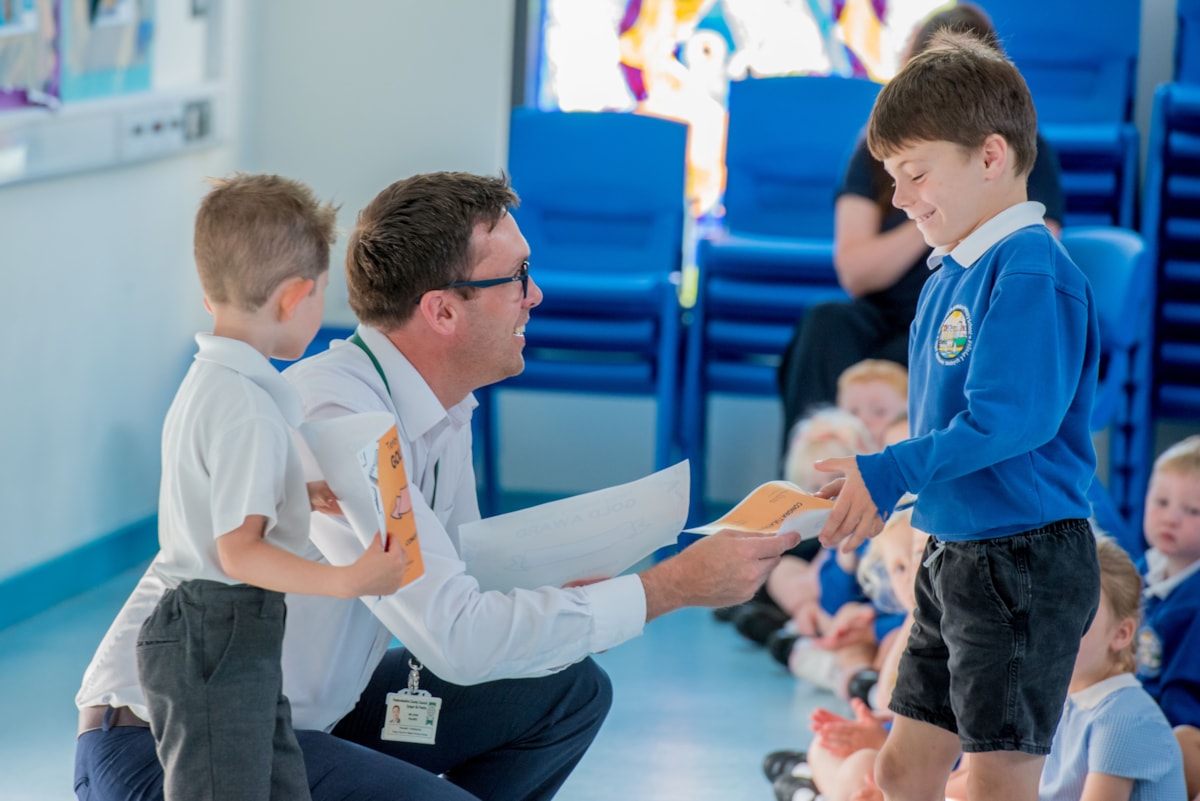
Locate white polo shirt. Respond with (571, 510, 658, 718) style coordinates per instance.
(153, 333, 311, 586)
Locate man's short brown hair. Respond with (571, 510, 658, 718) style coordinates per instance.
(345, 172, 519, 330)
(867, 31, 1038, 178)
(194, 173, 339, 312)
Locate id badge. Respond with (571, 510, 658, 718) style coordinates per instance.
(381, 691, 441, 744)
(380, 658, 441, 744)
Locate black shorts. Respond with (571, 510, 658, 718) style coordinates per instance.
(889, 518, 1099, 755)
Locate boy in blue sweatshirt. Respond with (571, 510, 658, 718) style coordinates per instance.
(813, 31, 1101, 801)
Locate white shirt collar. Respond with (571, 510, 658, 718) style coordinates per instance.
(1069, 673, 1142, 711)
(193, 333, 302, 426)
(927, 201, 1047, 270)
(355, 325, 476, 441)
(1143, 547, 1200, 599)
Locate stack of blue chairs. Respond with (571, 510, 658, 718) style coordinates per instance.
(1142, 1, 1200, 515)
(984, 0, 1140, 227)
(681, 75, 881, 519)
(476, 108, 689, 516)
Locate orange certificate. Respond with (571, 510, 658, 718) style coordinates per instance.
(370, 424, 425, 586)
(685, 481, 835, 537)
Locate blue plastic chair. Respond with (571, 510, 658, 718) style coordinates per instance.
(982, 0, 1141, 226)
(1060, 227, 1152, 557)
(477, 108, 688, 515)
(681, 75, 881, 520)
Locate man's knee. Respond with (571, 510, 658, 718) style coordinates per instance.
(574, 657, 613, 722)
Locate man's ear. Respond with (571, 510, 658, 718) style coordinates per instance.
(277, 277, 315, 321)
(980, 133, 1009, 179)
(415, 291, 460, 335)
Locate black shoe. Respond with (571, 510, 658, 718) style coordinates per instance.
(846, 669, 879, 706)
(772, 773, 819, 801)
(766, 630, 799, 666)
(762, 749, 808, 782)
(732, 601, 790, 645)
(711, 603, 743, 622)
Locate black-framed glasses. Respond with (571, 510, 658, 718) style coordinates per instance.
(416, 261, 529, 304)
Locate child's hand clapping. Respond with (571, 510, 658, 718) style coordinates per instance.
(812, 602, 876, 650)
(809, 698, 889, 757)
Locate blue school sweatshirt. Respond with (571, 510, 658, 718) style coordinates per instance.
(1137, 551, 1200, 728)
(858, 202, 1099, 540)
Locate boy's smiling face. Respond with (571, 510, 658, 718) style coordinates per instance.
(883, 135, 1012, 251)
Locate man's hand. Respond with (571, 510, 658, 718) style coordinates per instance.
(815, 457, 884, 552)
(639, 529, 802, 622)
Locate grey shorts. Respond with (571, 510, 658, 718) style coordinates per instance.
(889, 518, 1099, 755)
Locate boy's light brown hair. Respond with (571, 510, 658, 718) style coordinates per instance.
(1095, 536, 1142, 673)
(1153, 434, 1200, 477)
(194, 173, 339, 312)
(837, 358, 909, 402)
(866, 30, 1038, 179)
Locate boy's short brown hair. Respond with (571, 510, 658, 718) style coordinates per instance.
(194, 173, 339, 312)
(867, 30, 1038, 178)
(1153, 434, 1200, 478)
(345, 172, 519, 330)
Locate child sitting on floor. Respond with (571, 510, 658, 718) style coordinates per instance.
(1040, 537, 1185, 800)
(1135, 435, 1200, 799)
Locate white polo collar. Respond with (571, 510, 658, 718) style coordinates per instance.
(927, 201, 1047, 270)
(1142, 548, 1200, 599)
(1069, 673, 1142, 711)
(193, 333, 302, 426)
(354, 325, 477, 440)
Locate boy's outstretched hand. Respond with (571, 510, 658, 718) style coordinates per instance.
(814, 457, 883, 552)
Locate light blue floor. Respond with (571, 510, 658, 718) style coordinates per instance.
(0, 564, 843, 801)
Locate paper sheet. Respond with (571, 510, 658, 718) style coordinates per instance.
(459, 460, 690, 593)
(685, 480, 834, 540)
(299, 412, 393, 547)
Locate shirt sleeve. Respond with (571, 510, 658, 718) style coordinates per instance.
(291, 349, 648, 686)
(1086, 699, 1181, 783)
(837, 137, 880, 202)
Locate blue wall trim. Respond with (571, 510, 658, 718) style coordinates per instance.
(0, 516, 157, 632)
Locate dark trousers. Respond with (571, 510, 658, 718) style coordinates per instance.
(777, 298, 909, 451)
(135, 580, 308, 801)
(77, 648, 613, 801)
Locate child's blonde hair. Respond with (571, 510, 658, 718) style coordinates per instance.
(836, 359, 909, 404)
(1096, 537, 1142, 673)
(784, 407, 873, 492)
(857, 506, 915, 613)
(1153, 435, 1200, 478)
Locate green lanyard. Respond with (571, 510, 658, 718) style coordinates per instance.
(348, 332, 437, 508)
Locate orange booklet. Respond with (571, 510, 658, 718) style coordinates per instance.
(360, 424, 425, 587)
(685, 480, 834, 539)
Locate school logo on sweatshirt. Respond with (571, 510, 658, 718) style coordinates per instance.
(1136, 624, 1162, 678)
(936, 305, 972, 364)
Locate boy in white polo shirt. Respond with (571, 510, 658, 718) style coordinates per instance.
(135, 173, 409, 801)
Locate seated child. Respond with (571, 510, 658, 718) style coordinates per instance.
(729, 407, 874, 645)
(832, 359, 908, 452)
(1040, 537, 1186, 800)
(1135, 435, 1200, 797)
(764, 507, 930, 801)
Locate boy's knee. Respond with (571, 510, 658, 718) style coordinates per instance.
(873, 746, 912, 796)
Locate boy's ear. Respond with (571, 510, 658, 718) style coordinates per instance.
(277, 277, 315, 321)
(980, 133, 1009, 178)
